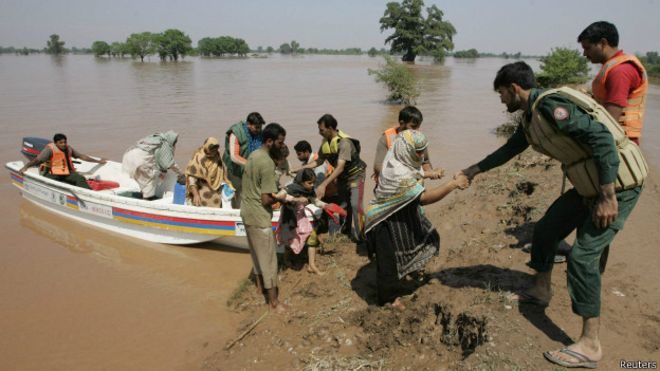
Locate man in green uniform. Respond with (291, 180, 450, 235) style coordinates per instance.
(459, 62, 645, 368)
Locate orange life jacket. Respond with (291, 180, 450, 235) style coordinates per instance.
(592, 53, 648, 140)
(384, 127, 398, 149)
(47, 143, 75, 176)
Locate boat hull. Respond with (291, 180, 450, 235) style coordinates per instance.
(6, 161, 279, 245)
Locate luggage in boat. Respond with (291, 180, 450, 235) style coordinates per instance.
(173, 182, 186, 205)
(86, 179, 120, 191)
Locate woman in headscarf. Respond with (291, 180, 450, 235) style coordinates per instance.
(364, 130, 469, 309)
(122, 130, 183, 200)
(184, 137, 232, 207)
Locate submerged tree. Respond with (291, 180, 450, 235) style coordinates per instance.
(368, 55, 420, 104)
(91, 41, 111, 57)
(156, 29, 192, 61)
(453, 48, 479, 58)
(198, 36, 250, 57)
(126, 32, 157, 62)
(536, 47, 589, 87)
(46, 34, 65, 55)
(290, 40, 300, 54)
(279, 43, 292, 54)
(379, 0, 455, 62)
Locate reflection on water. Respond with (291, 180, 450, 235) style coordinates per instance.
(2, 200, 252, 370)
(20, 200, 189, 262)
(19, 200, 250, 283)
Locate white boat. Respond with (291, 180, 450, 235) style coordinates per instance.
(6, 157, 283, 245)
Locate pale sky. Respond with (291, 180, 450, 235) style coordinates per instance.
(1, 0, 659, 55)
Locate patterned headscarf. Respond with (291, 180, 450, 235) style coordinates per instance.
(185, 137, 223, 191)
(374, 129, 427, 199)
(364, 130, 427, 233)
(136, 130, 179, 171)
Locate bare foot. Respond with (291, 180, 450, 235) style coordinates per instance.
(507, 285, 552, 306)
(387, 297, 406, 311)
(307, 265, 325, 275)
(271, 302, 288, 314)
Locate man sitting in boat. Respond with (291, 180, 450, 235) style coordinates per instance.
(18, 133, 106, 189)
(122, 130, 184, 200)
(184, 137, 233, 207)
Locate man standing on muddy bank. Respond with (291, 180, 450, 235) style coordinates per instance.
(578, 21, 648, 145)
(297, 114, 367, 244)
(224, 112, 265, 208)
(240, 123, 296, 312)
(459, 62, 647, 368)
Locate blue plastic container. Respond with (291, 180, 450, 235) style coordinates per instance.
(173, 182, 186, 205)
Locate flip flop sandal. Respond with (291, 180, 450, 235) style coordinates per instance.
(544, 348, 598, 369)
(554, 254, 567, 263)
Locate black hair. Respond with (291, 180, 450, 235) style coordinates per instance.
(578, 21, 619, 47)
(294, 140, 312, 153)
(298, 168, 316, 183)
(493, 61, 537, 90)
(246, 112, 265, 126)
(53, 133, 67, 142)
(399, 106, 423, 126)
(317, 113, 337, 129)
(262, 122, 286, 142)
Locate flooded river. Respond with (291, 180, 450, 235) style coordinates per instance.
(1, 54, 659, 370)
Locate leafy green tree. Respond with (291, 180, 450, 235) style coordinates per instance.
(368, 55, 420, 104)
(91, 41, 111, 57)
(640, 51, 660, 78)
(110, 42, 128, 58)
(290, 40, 300, 54)
(266, 46, 274, 53)
(257, 46, 263, 53)
(46, 34, 65, 55)
(368, 47, 379, 57)
(453, 48, 479, 58)
(198, 36, 250, 57)
(126, 32, 157, 62)
(379, 0, 455, 62)
(279, 43, 292, 54)
(536, 47, 589, 87)
(157, 29, 192, 61)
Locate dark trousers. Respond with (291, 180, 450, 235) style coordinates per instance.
(368, 224, 408, 305)
(338, 175, 365, 242)
(44, 172, 91, 189)
(529, 187, 642, 317)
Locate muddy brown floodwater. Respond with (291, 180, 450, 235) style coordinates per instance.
(1, 54, 659, 370)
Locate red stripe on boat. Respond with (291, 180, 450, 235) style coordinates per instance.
(112, 207, 237, 226)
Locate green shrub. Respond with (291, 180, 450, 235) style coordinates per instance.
(535, 47, 589, 88)
(368, 55, 420, 104)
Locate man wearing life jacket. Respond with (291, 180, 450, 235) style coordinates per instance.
(18, 133, 106, 189)
(223, 112, 265, 208)
(299, 114, 367, 243)
(459, 62, 646, 369)
(372, 106, 443, 185)
(578, 21, 648, 145)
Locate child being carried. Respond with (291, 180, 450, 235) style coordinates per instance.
(275, 168, 345, 275)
